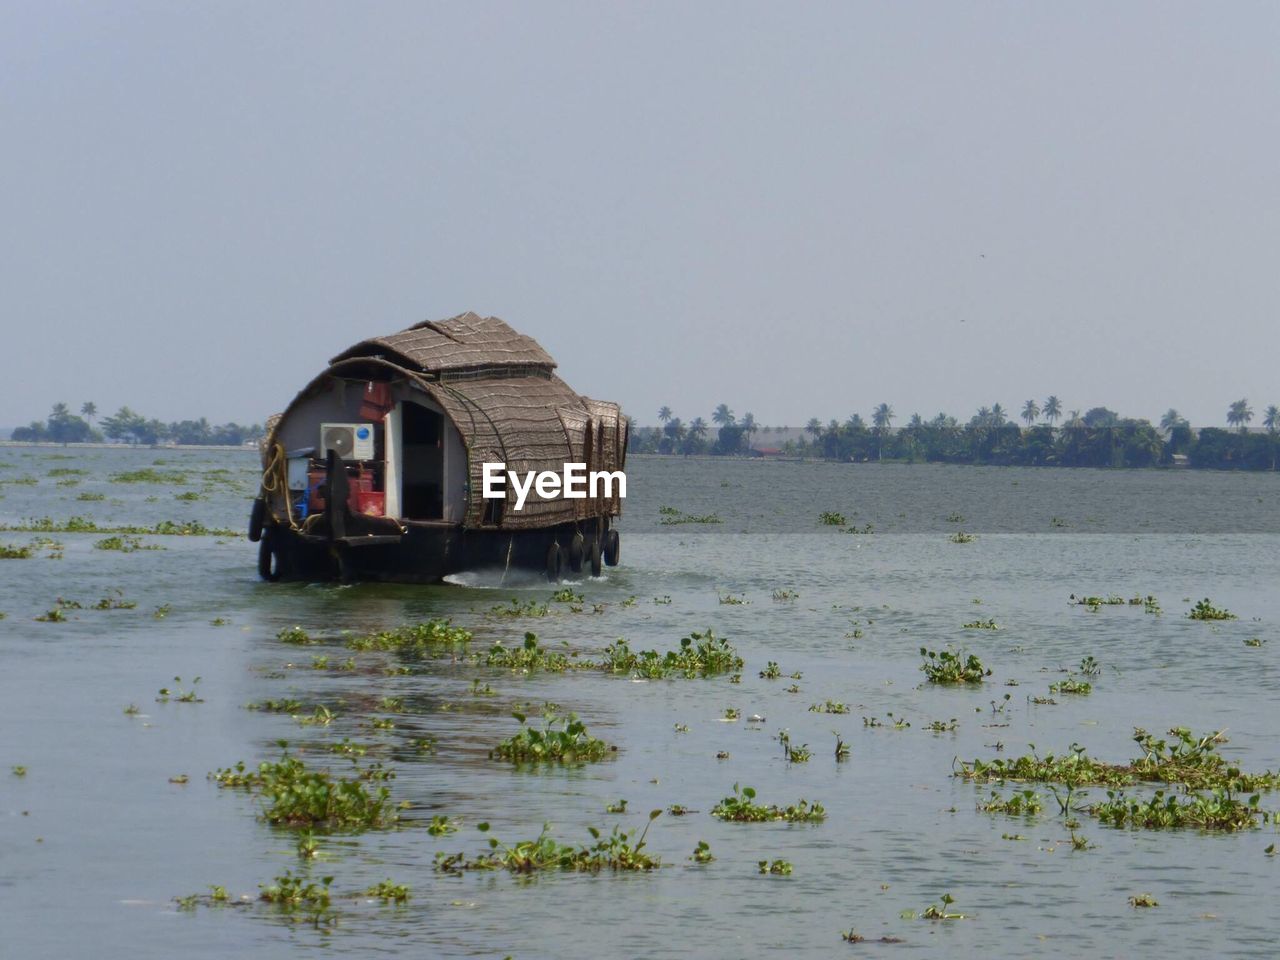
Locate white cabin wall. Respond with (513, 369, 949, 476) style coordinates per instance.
(274, 381, 369, 454)
(383, 403, 402, 518)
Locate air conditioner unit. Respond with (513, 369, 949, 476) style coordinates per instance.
(319, 423, 375, 461)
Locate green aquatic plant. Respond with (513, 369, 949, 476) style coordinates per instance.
(818, 511, 847, 526)
(772, 589, 799, 601)
(427, 815, 459, 836)
(918, 892, 965, 920)
(1078, 655, 1101, 676)
(173, 491, 204, 501)
(490, 710, 612, 763)
(0, 542, 34, 559)
(834, 733, 851, 761)
(759, 661, 782, 679)
(1187, 598, 1236, 621)
(777, 730, 811, 764)
(758, 859, 792, 875)
(1090, 789, 1266, 831)
(212, 754, 399, 830)
(75, 491, 105, 501)
(435, 815, 662, 874)
(484, 632, 569, 672)
(718, 593, 748, 605)
(110, 468, 189, 484)
(1050, 677, 1093, 695)
(920, 647, 990, 684)
(808, 700, 850, 714)
(259, 871, 332, 908)
(365, 879, 410, 903)
(659, 510, 722, 525)
(596, 630, 742, 679)
(710, 784, 826, 823)
(689, 840, 715, 864)
(93, 535, 161, 552)
(245, 698, 305, 714)
(1244, 637, 1266, 647)
(605, 799, 628, 814)
(489, 597, 550, 618)
(550, 587, 583, 604)
(156, 677, 202, 703)
(949, 531, 976, 544)
(962, 618, 998, 630)
(276, 626, 314, 645)
(979, 789, 1044, 816)
(12, 765, 27, 777)
(347, 618, 472, 655)
(924, 718, 959, 732)
(1129, 893, 1158, 908)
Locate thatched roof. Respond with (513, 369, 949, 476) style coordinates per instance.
(330, 312, 556, 377)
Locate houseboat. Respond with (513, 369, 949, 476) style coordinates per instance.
(249, 312, 626, 583)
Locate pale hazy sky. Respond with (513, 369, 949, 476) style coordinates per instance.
(3, 2, 1277, 429)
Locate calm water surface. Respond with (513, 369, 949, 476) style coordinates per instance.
(1, 447, 1278, 959)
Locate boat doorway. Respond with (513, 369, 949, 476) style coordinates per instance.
(400, 401, 445, 520)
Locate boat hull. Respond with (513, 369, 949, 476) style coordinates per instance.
(258, 520, 597, 584)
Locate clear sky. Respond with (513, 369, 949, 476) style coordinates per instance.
(2, 2, 1277, 430)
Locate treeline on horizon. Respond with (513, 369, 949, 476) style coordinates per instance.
(630, 399, 1280, 470)
(10, 403, 265, 447)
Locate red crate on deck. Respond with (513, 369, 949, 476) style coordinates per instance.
(356, 490, 385, 516)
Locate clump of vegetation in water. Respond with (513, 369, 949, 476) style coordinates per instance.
(258, 871, 332, 908)
(920, 647, 990, 684)
(596, 630, 742, 679)
(488, 597, 550, 619)
(435, 815, 662, 874)
(490, 710, 612, 763)
(949, 531, 975, 544)
(1089, 789, 1267, 831)
(46, 467, 86, 478)
(365, 879, 410, 903)
(710, 784, 826, 823)
(1129, 893, 1158, 908)
(347, 618, 472, 655)
(962, 618, 998, 630)
(156, 676, 202, 703)
(94, 535, 161, 553)
(818, 511, 847, 526)
(904, 892, 966, 921)
(1187, 598, 1237, 621)
(1050, 677, 1093, 695)
(863, 713, 910, 729)
(777, 730, 811, 764)
(173, 491, 204, 501)
(110, 468, 189, 484)
(772, 589, 799, 601)
(484, 632, 569, 672)
(758, 859, 792, 875)
(659, 509, 722, 525)
(276, 626, 315, 645)
(924, 718, 959, 732)
(211, 752, 399, 830)
(808, 700, 850, 714)
(689, 840, 715, 864)
(76, 492, 106, 502)
(979, 789, 1044, 816)
(718, 593, 748, 605)
(0, 543, 33, 559)
(759, 661, 782, 679)
(0, 516, 238, 537)
(959, 728, 1280, 793)
(605, 799, 628, 814)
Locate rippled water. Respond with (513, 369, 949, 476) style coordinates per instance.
(2, 446, 1279, 958)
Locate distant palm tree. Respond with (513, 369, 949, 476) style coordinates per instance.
(688, 417, 708, 439)
(1043, 396, 1062, 426)
(740, 412, 757, 451)
(871, 403, 894, 461)
(1021, 399, 1040, 428)
(1159, 409, 1185, 436)
(658, 406, 672, 426)
(1265, 405, 1280, 470)
(805, 418, 822, 444)
(712, 404, 735, 428)
(1227, 399, 1253, 433)
(990, 403, 1006, 427)
(1066, 409, 1084, 429)
(80, 401, 97, 427)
